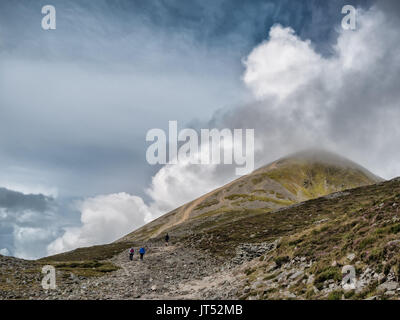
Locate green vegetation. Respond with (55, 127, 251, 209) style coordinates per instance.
(29, 152, 388, 299)
(192, 206, 231, 220)
(51, 261, 119, 277)
(225, 194, 294, 206)
(327, 290, 343, 300)
(251, 176, 264, 185)
(264, 160, 377, 199)
(274, 256, 290, 267)
(314, 267, 341, 288)
(253, 189, 267, 193)
(170, 177, 400, 299)
(40, 242, 133, 262)
(121, 152, 379, 245)
(194, 199, 219, 211)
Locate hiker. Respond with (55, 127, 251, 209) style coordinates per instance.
(165, 233, 170, 246)
(129, 247, 134, 261)
(139, 247, 146, 261)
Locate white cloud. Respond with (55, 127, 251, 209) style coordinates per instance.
(0, 187, 61, 259)
(238, 6, 400, 180)
(47, 4, 400, 256)
(47, 193, 153, 255)
(0, 248, 10, 256)
(243, 25, 323, 102)
(47, 142, 238, 255)
(13, 226, 59, 259)
(242, 8, 393, 111)
(146, 160, 225, 214)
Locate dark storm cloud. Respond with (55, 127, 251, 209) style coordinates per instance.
(0, 0, 373, 62)
(0, 187, 62, 259)
(2, 0, 364, 201)
(0, 187, 53, 212)
(375, 0, 400, 15)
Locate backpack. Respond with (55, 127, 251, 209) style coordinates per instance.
(129, 248, 134, 254)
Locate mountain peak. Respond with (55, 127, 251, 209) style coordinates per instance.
(120, 150, 382, 242)
(257, 149, 382, 181)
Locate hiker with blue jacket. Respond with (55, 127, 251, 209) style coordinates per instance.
(139, 247, 146, 261)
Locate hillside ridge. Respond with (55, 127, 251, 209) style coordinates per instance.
(119, 149, 382, 242)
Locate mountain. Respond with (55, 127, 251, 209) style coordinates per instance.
(6, 150, 400, 300)
(119, 149, 382, 242)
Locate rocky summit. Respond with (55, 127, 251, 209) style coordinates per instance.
(2, 150, 400, 300)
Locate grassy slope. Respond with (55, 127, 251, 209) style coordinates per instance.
(120, 150, 382, 242)
(31, 177, 400, 299)
(37, 151, 387, 298)
(37, 242, 133, 278)
(160, 178, 400, 299)
(174, 179, 399, 258)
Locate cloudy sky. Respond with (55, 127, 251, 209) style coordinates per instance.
(1, 0, 400, 259)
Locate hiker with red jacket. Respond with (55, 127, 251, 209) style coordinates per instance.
(129, 247, 134, 261)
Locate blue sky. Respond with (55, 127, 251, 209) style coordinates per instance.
(3, 0, 400, 259)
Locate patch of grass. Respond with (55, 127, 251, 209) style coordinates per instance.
(252, 189, 267, 194)
(288, 238, 303, 246)
(305, 288, 316, 299)
(263, 272, 279, 281)
(314, 267, 341, 286)
(274, 256, 290, 267)
(344, 290, 356, 299)
(358, 236, 377, 250)
(251, 176, 264, 185)
(192, 206, 231, 220)
(390, 223, 400, 234)
(52, 261, 119, 277)
(245, 267, 256, 277)
(327, 290, 343, 300)
(367, 248, 384, 262)
(225, 194, 294, 206)
(194, 199, 219, 211)
(39, 242, 133, 262)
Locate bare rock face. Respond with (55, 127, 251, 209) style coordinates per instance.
(229, 240, 279, 266)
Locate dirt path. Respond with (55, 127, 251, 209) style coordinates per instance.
(56, 244, 239, 300)
(152, 176, 247, 238)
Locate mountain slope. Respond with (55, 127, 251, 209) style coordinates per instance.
(23, 175, 400, 300)
(181, 177, 400, 300)
(4, 150, 400, 300)
(119, 150, 382, 242)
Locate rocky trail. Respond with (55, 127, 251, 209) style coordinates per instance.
(3, 237, 400, 300)
(41, 243, 243, 300)
(0, 239, 277, 300)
